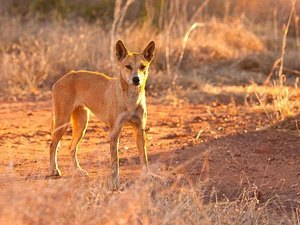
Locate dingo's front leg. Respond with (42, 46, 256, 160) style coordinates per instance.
(133, 125, 148, 171)
(109, 128, 121, 190)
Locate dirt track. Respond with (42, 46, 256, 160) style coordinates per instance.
(0, 98, 299, 210)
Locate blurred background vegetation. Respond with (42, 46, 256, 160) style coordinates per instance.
(0, 0, 299, 120)
(1, 0, 297, 25)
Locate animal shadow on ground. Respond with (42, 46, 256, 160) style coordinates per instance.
(124, 113, 300, 211)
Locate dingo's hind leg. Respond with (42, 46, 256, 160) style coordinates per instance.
(49, 94, 74, 177)
(50, 115, 71, 176)
(70, 106, 89, 176)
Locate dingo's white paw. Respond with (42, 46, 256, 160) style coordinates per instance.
(74, 168, 89, 177)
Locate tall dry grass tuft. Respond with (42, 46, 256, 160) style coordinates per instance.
(257, 0, 299, 121)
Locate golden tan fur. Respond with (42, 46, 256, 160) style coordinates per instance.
(49, 41, 155, 189)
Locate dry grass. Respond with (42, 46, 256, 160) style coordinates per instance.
(0, 18, 111, 97)
(0, 16, 266, 99)
(0, 171, 298, 225)
(211, 83, 300, 121)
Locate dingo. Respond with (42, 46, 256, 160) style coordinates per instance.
(49, 40, 155, 188)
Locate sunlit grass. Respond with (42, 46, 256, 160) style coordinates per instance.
(0, 171, 298, 225)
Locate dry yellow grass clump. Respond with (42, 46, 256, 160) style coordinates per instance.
(186, 19, 265, 62)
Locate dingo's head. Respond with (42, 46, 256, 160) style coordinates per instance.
(116, 40, 155, 87)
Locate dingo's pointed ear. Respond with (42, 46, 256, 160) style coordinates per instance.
(142, 41, 155, 62)
(116, 40, 128, 62)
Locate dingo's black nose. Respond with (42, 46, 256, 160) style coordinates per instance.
(132, 77, 140, 85)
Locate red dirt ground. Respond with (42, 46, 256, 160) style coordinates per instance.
(0, 97, 299, 211)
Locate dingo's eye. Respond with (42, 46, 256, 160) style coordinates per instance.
(139, 65, 146, 70)
(125, 65, 132, 70)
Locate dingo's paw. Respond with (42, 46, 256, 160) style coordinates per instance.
(50, 168, 62, 177)
(109, 177, 120, 191)
(74, 168, 89, 177)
